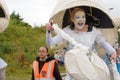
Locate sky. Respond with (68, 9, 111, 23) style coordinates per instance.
(4, 0, 120, 27)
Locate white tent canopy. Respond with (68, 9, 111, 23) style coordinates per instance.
(50, 0, 118, 54)
(50, 0, 115, 27)
(0, 0, 10, 33)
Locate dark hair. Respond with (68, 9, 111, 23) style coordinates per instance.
(45, 46, 48, 53)
(40, 46, 49, 53)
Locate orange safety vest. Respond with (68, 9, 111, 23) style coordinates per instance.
(32, 60, 56, 80)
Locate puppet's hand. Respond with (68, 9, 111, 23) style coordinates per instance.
(46, 19, 54, 31)
(110, 60, 120, 80)
(46, 23, 54, 31)
(109, 52, 117, 62)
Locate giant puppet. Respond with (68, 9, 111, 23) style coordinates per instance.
(46, 0, 120, 80)
(0, 0, 10, 80)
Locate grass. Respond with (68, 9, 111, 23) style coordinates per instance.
(6, 64, 65, 80)
(3, 52, 66, 80)
(6, 68, 31, 80)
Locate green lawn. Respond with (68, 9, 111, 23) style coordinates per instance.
(6, 63, 65, 80)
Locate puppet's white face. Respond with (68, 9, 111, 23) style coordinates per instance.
(73, 11, 86, 30)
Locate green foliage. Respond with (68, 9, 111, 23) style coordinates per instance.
(118, 25, 120, 44)
(0, 41, 13, 54)
(10, 11, 31, 27)
(0, 12, 64, 80)
(0, 12, 47, 80)
(118, 33, 120, 44)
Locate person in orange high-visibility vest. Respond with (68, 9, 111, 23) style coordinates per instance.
(31, 46, 62, 80)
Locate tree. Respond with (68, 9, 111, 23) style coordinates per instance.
(10, 11, 31, 27)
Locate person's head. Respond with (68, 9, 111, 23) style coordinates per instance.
(117, 46, 120, 55)
(38, 46, 48, 60)
(70, 8, 86, 30)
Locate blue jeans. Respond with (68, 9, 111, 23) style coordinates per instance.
(117, 63, 120, 73)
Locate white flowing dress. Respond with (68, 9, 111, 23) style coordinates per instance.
(46, 26, 114, 55)
(46, 26, 115, 80)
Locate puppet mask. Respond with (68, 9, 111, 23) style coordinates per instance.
(73, 11, 86, 30)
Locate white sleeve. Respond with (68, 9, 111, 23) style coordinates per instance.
(100, 41, 115, 55)
(46, 30, 64, 46)
(95, 29, 115, 55)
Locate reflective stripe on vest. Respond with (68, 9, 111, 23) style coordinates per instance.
(32, 60, 55, 80)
